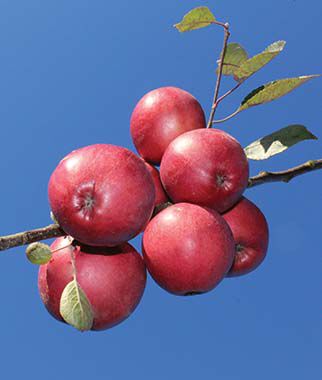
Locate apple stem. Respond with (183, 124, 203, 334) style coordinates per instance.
(212, 108, 241, 124)
(215, 82, 243, 107)
(51, 237, 74, 254)
(70, 246, 78, 280)
(207, 22, 230, 128)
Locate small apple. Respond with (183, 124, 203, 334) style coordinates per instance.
(130, 87, 206, 165)
(144, 162, 169, 207)
(48, 144, 155, 246)
(142, 203, 235, 295)
(38, 237, 147, 331)
(160, 128, 249, 213)
(222, 197, 269, 277)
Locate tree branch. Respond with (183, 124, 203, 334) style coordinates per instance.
(207, 22, 230, 128)
(0, 224, 64, 252)
(215, 81, 243, 108)
(0, 159, 321, 252)
(247, 159, 322, 188)
(212, 107, 241, 124)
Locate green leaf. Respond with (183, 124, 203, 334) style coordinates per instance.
(60, 280, 94, 332)
(174, 6, 216, 32)
(26, 242, 52, 265)
(245, 125, 317, 160)
(239, 75, 320, 111)
(218, 43, 248, 76)
(234, 41, 286, 81)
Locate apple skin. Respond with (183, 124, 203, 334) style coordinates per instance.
(222, 197, 269, 277)
(130, 87, 206, 165)
(142, 203, 235, 295)
(38, 237, 147, 331)
(48, 144, 155, 247)
(144, 162, 169, 207)
(160, 128, 249, 213)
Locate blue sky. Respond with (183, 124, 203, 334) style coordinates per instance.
(0, 1, 321, 379)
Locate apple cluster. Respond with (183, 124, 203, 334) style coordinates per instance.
(39, 87, 269, 331)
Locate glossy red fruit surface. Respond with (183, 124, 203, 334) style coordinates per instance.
(38, 237, 147, 331)
(144, 162, 169, 207)
(160, 128, 249, 213)
(142, 203, 235, 295)
(223, 197, 269, 277)
(130, 87, 206, 165)
(48, 144, 155, 246)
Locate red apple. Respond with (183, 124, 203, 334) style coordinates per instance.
(48, 144, 155, 246)
(160, 128, 249, 213)
(38, 237, 147, 331)
(142, 203, 235, 295)
(222, 197, 269, 277)
(144, 162, 169, 207)
(130, 87, 206, 165)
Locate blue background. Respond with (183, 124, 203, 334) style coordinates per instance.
(0, 1, 321, 379)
